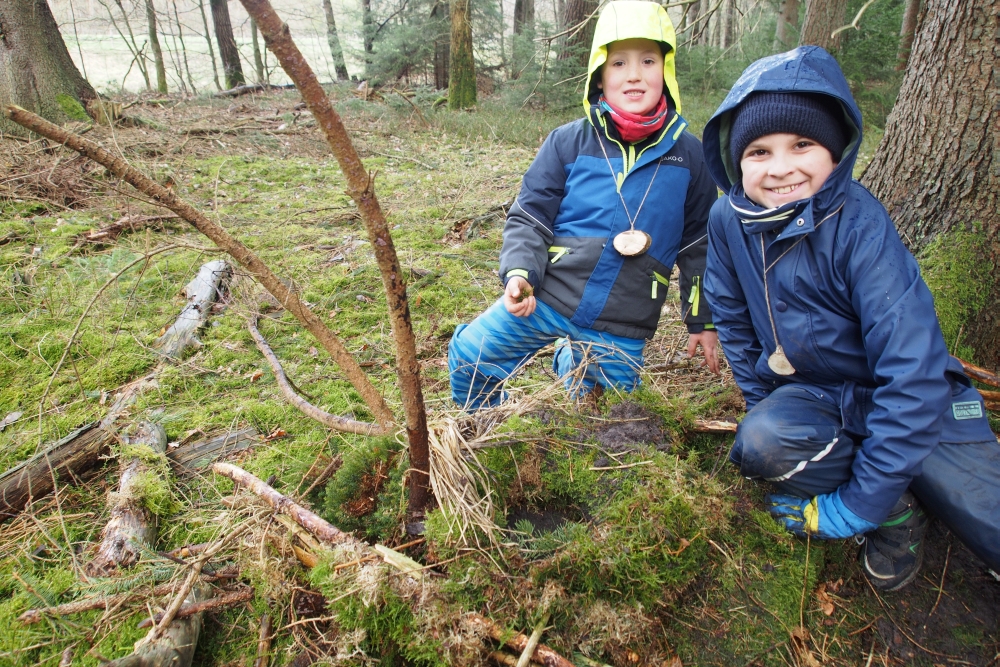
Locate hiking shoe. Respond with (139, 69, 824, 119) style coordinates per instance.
(860, 491, 927, 592)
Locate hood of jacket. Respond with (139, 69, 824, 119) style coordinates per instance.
(702, 46, 862, 234)
(582, 1, 681, 116)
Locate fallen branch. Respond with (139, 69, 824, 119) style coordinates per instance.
(957, 357, 1000, 387)
(74, 214, 180, 247)
(0, 423, 114, 522)
(2, 104, 395, 431)
(154, 260, 231, 358)
(17, 569, 238, 624)
(168, 427, 259, 478)
(136, 586, 253, 628)
(254, 614, 273, 667)
(86, 422, 169, 575)
(238, 0, 430, 514)
(248, 316, 388, 436)
(212, 462, 352, 545)
(465, 613, 575, 667)
(692, 419, 739, 434)
(107, 582, 212, 667)
(212, 83, 295, 98)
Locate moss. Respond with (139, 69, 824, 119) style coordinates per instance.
(322, 437, 406, 543)
(918, 225, 992, 362)
(55, 94, 91, 122)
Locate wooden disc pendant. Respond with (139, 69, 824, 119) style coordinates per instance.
(767, 345, 797, 375)
(613, 230, 652, 256)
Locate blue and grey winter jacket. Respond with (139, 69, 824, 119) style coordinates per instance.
(499, 1, 717, 340)
(702, 46, 958, 524)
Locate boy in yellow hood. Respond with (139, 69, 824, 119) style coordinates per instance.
(449, 1, 719, 409)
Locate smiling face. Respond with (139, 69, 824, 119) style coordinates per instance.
(599, 38, 665, 116)
(739, 133, 837, 208)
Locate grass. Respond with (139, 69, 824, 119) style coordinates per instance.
(0, 84, 996, 667)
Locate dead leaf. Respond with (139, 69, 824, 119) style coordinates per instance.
(247, 370, 264, 382)
(264, 428, 287, 441)
(662, 657, 683, 667)
(309, 346, 318, 357)
(0, 411, 23, 432)
(790, 627, 822, 667)
(816, 582, 835, 616)
(625, 650, 640, 663)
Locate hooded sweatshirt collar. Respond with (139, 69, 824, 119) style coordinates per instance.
(701, 46, 863, 237)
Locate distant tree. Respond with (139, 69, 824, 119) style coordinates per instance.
(209, 0, 245, 88)
(145, 0, 168, 92)
(514, 0, 534, 35)
(799, 0, 848, 50)
(895, 0, 920, 70)
(250, 18, 265, 83)
(448, 0, 475, 108)
(559, 0, 598, 65)
(321, 0, 350, 80)
(0, 0, 98, 135)
(197, 0, 223, 90)
(861, 0, 998, 364)
(774, 0, 800, 50)
(362, 0, 374, 74)
(432, 0, 450, 89)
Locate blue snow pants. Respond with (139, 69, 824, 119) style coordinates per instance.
(731, 357, 1000, 571)
(448, 298, 645, 410)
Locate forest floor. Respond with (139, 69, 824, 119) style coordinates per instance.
(0, 86, 997, 667)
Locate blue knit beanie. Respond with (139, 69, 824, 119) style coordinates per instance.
(729, 92, 848, 169)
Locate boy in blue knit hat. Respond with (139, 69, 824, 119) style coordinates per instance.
(702, 47, 999, 590)
(448, 1, 719, 410)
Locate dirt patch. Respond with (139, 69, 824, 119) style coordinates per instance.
(589, 401, 672, 457)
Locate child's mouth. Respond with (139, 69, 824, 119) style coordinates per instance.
(768, 183, 803, 195)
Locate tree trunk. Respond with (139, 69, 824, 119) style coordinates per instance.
(895, 0, 920, 70)
(448, 0, 476, 109)
(209, 0, 245, 89)
(0, 423, 114, 521)
(105, 583, 210, 667)
(513, 0, 534, 34)
(321, 0, 350, 81)
(774, 0, 799, 49)
(861, 0, 999, 366)
(198, 0, 223, 90)
(432, 0, 450, 90)
(86, 422, 168, 576)
(0, 0, 98, 135)
(251, 19, 265, 83)
(172, 0, 198, 94)
(362, 0, 374, 75)
(154, 260, 231, 359)
(145, 0, 168, 93)
(799, 0, 848, 50)
(558, 0, 598, 65)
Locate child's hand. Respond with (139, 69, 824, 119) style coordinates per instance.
(503, 277, 536, 317)
(687, 330, 720, 375)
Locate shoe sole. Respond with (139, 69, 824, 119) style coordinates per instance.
(862, 546, 924, 592)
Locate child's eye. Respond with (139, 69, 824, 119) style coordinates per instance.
(744, 149, 767, 158)
(795, 140, 816, 149)
(643, 58, 656, 65)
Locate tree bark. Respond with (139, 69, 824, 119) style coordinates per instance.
(558, 0, 598, 66)
(321, 0, 350, 81)
(861, 0, 999, 365)
(895, 0, 920, 70)
(448, 0, 476, 109)
(361, 0, 374, 75)
(154, 260, 231, 359)
(250, 19, 265, 83)
(86, 422, 168, 576)
(0, 423, 113, 521)
(209, 0, 245, 89)
(3, 105, 396, 430)
(230, 0, 432, 514)
(774, 0, 799, 50)
(0, 0, 98, 135)
(513, 0, 534, 35)
(146, 0, 168, 93)
(432, 0, 450, 90)
(106, 583, 211, 667)
(799, 0, 849, 50)
(198, 0, 224, 91)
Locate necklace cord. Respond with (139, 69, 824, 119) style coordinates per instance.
(596, 128, 663, 232)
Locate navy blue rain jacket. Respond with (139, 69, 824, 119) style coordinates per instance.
(701, 46, 953, 524)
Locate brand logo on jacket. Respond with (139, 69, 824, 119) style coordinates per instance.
(952, 401, 983, 420)
(661, 155, 683, 163)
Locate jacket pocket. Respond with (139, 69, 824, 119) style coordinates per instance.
(651, 271, 670, 299)
(548, 246, 571, 263)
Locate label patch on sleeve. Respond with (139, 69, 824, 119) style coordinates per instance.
(952, 401, 983, 420)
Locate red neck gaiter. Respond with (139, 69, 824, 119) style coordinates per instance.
(599, 94, 670, 143)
